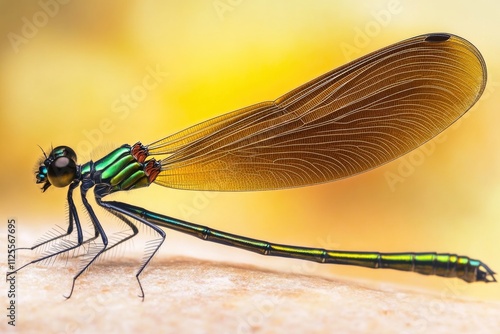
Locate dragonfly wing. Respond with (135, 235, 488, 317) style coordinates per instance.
(148, 101, 280, 155)
(151, 33, 486, 191)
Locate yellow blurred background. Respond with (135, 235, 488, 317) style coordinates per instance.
(1, 0, 499, 301)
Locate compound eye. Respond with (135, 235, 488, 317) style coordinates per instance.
(36, 165, 48, 183)
(47, 156, 77, 187)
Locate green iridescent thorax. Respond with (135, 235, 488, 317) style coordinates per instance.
(81, 143, 160, 192)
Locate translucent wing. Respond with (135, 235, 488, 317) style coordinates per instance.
(148, 33, 486, 191)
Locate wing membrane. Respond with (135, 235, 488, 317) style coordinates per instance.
(149, 33, 486, 191)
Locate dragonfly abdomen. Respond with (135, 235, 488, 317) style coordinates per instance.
(322, 251, 493, 282)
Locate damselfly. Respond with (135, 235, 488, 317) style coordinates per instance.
(9, 33, 496, 299)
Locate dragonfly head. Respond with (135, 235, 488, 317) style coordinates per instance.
(36, 146, 78, 192)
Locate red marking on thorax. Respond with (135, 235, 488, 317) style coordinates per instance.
(144, 160, 161, 183)
(131, 142, 148, 163)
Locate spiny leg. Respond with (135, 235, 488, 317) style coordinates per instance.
(64, 182, 109, 299)
(14, 185, 82, 253)
(6, 182, 91, 277)
(97, 197, 165, 300)
(90, 185, 140, 257)
(100, 211, 139, 255)
(15, 214, 74, 253)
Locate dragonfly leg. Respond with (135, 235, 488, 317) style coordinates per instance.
(64, 182, 109, 299)
(14, 184, 82, 253)
(100, 212, 139, 255)
(6, 182, 90, 278)
(96, 197, 165, 300)
(91, 185, 140, 256)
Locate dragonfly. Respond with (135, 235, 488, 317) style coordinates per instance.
(9, 33, 496, 299)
